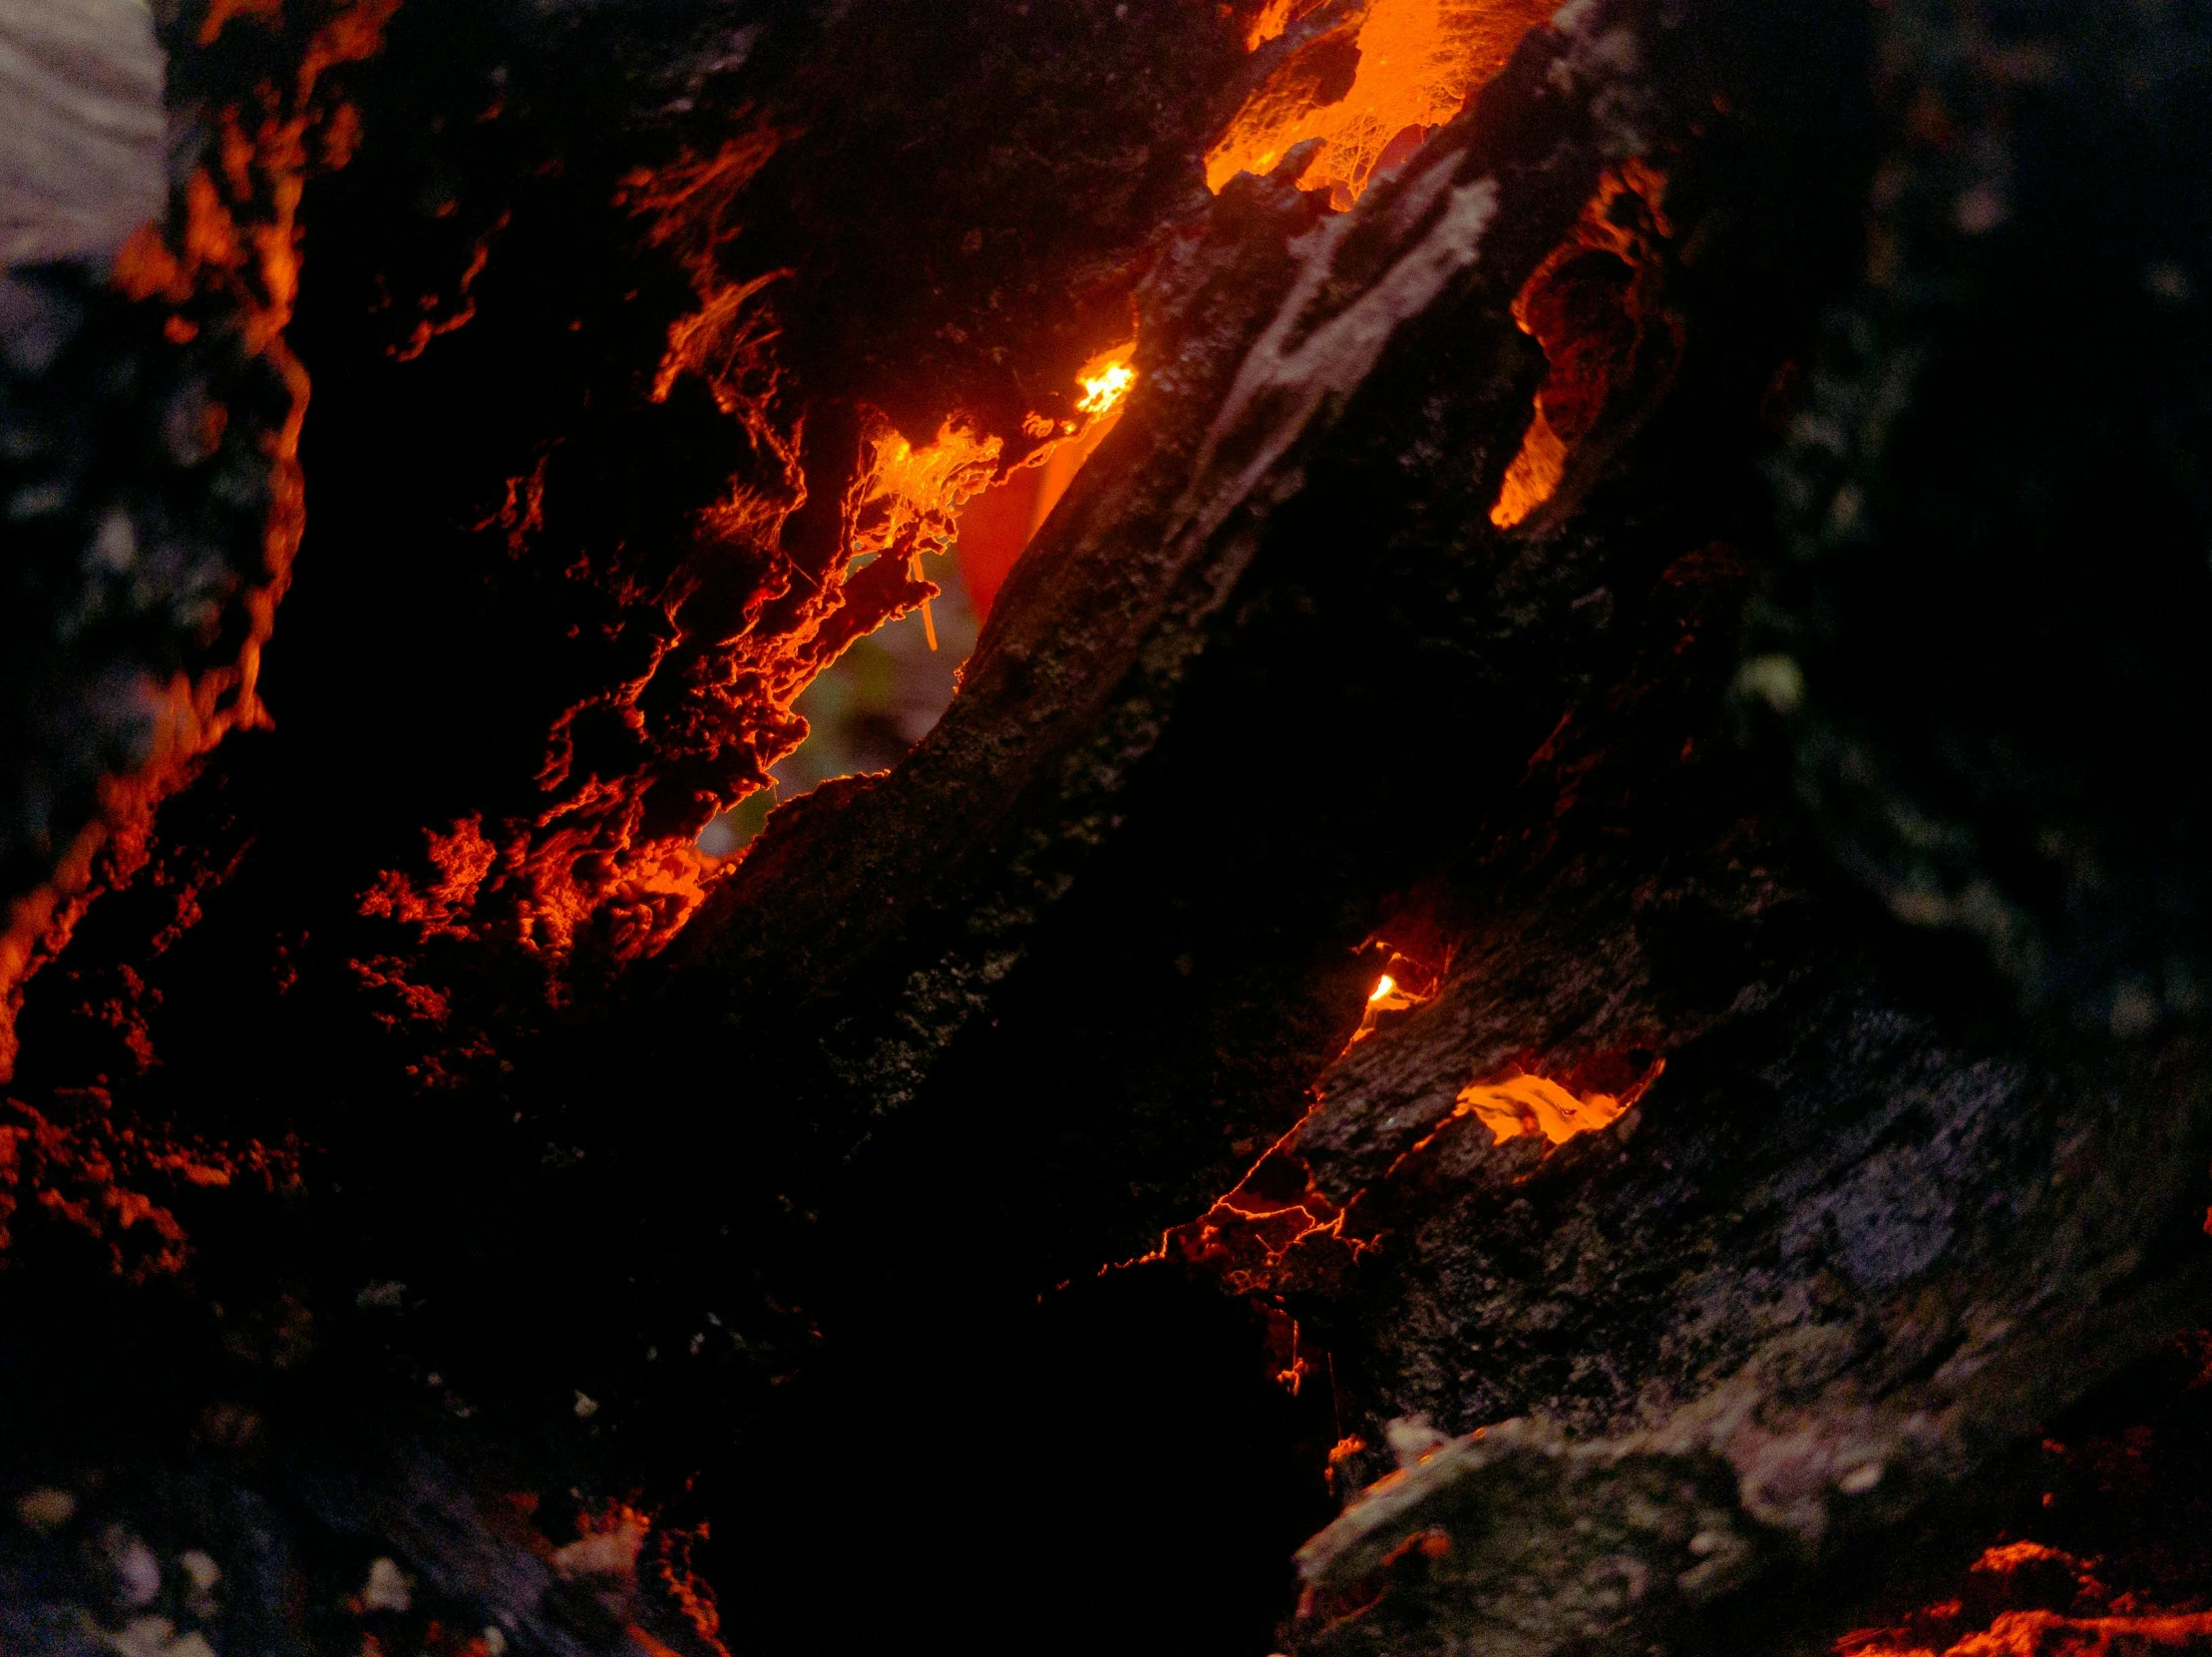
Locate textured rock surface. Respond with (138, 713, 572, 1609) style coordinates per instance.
(1254, 1, 2212, 1648)
(0, 0, 164, 268)
(0, 0, 243, 1002)
(2, 0, 2210, 1653)
(1754, 0, 2212, 1033)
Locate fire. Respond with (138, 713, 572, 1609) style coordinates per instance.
(858, 423, 1003, 547)
(1076, 359, 1136, 418)
(852, 420, 1003, 651)
(953, 342, 1138, 616)
(1349, 952, 1430, 1044)
(1204, 0, 1557, 207)
(1127, 953, 1438, 1299)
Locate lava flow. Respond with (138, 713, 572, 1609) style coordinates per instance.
(1838, 1541, 2212, 1657)
(954, 343, 1138, 617)
(1205, 0, 1559, 207)
(1136, 956, 1438, 1301)
(1449, 1058, 1662, 1146)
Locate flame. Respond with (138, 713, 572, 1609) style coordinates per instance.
(853, 421, 1003, 652)
(1050, 345, 1138, 520)
(1349, 951, 1430, 1043)
(1204, 0, 1557, 207)
(860, 423, 1004, 542)
(1077, 360, 1135, 417)
(952, 342, 1138, 616)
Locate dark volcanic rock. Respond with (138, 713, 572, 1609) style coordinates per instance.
(4, 0, 2212, 1653)
(1754, 0, 2212, 1036)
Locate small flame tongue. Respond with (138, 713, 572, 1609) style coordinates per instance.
(951, 344, 1138, 617)
(1078, 360, 1135, 416)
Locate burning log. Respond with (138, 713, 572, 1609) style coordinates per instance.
(2, 0, 2211, 1652)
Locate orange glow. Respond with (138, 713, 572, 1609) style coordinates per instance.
(1387, 1048, 1664, 1163)
(1204, 0, 1556, 207)
(197, 0, 284, 46)
(1348, 950, 1432, 1044)
(1076, 361, 1134, 416)
(552, 1500, 652, 1581)
(1076, 356, 1136, 418)
(854, 421, 1003, 650)
(379, 115, 963, 976)
(1, 0, 396, 1082)
(1124, 950, 1444, 1291)
(1027, 345, 1136, 539)
(1452, 1070, 1641, 1145)
(948, 467, 1039, 619)
(1487, 401, 1570, 529)
(1268, 1306, 1312, 1393)
(1027, 409, 1112, 534)
(1132, 1112, 1379, 1299)
(859, 424, 1004, 547)
(1837, 1541, 2212, 1657)
(631, 130, 794, 459)
(953, 343, 1137, 617)
(0, 1084, 294, 1278)
(359, 815, 497, 939)
(1490, 162, 1676, 529)
(1242, 0, 1302, 50)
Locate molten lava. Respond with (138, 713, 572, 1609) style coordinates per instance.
(1141, 1105, 1377, 1320)
(1204, 0, 1557, 207)
(1136, 955, 1439, 1299)
(1423, 1050, 1663, 1150)
(1452, 1070, 1639, 1145)
(1838, 1541, 2212, 1657)
(954, 344, 1138, 617)
(851, 420, 1003, 649)
(1490, 162, 1678, 530)
(1076, 356, 1136, 419)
